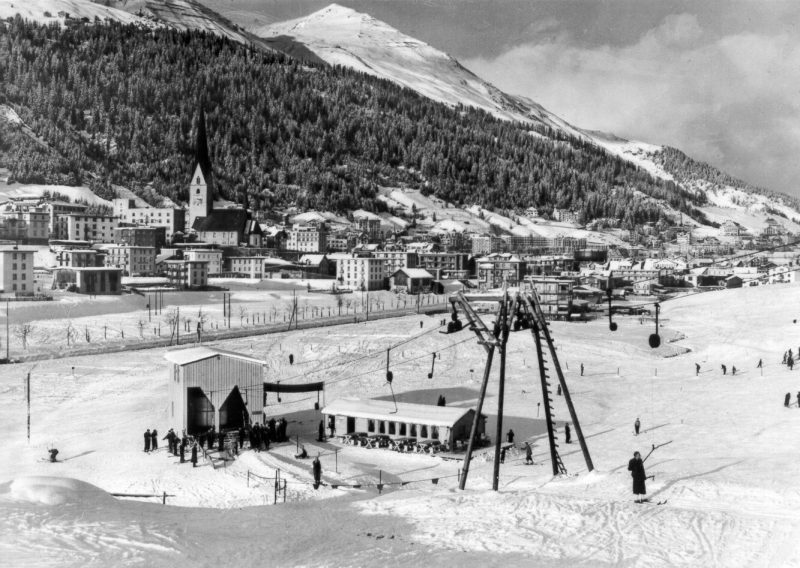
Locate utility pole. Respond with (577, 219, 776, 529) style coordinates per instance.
(6, 299, 9, 361)
(26, 370, 30, 443)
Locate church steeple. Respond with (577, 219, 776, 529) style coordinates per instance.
(187, 106, 214, 231)
(195, 104, 213, 186)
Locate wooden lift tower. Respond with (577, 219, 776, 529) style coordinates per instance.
(452, 289, 594, 490)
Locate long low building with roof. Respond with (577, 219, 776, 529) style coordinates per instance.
(323, 398, 486, 449)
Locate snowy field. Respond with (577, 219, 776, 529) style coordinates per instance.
(2, 282, 800, 566)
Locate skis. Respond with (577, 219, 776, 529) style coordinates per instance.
(635, 498, 667, 506)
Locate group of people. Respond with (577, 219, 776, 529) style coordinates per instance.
(143, 428, 159, 453)
(158, 428, 200, 467)
(783, 350, 796, 370)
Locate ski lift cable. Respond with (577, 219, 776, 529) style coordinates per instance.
(272, 324, 446, 385)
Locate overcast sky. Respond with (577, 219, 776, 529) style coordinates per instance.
(206, 1, 800, 197)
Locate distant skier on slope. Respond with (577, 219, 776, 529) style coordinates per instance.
(564, 423, 572, 444)
(628, 451, 647, 503)
(785, 392, 791, 407)
(634, 417, 641, 436)
(721, 364, 727, 375)
(695, 363, 700, 376)
(524, 442, 534, 465)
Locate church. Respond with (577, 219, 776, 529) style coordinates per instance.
(187, 108, 263, 247)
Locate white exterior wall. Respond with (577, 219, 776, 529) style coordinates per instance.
(336, 256, 385, 290)
(0, 248, 35, 294)
(185, 249, 222, 275)
(57, 215, 119, 242)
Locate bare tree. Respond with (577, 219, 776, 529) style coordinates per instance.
(239, 306, 248, 326)
(65, 322, 78, 346)
(163, 307, 179, 345)
(14, 323, 33, 350)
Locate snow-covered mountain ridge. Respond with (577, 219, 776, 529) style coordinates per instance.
(257, 4, 800, 232)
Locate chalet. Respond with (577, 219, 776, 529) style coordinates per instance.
(298, 254, 335, 276)
(323, 398, 486, 450)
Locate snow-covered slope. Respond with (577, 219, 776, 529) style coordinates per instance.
(0, 0, 253, 45)
(258, 4, 800, 227)
(256, 4, 586, 139)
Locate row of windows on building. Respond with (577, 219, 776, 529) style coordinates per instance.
(366, 419, 440, 439)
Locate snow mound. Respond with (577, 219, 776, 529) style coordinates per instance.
(4, 477, 114, 506)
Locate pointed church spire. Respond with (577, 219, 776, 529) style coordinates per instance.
(195, 104, 213, 184)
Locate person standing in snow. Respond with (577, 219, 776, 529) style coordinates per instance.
(785, 393, 791, 407)
(757, 359, 763, 370)
(797, 391, 800, 408)
(634, 418, 641, 436)
(318, 420, 324, 442)
(721, 364, 727, 375)
(695, 363, 700, 376)
(312, 455, 322, 489)
(789, 356, 795, 371)
(564, 423, 572, 444)
(191, 442, 198, 467)
(524, 442, 534, 465)
(151, 429, 158, 451)
(732, 366, 737, 376)
(628, 451, 647, 503)
(580, 363, 584, 376)
(506, 429, 515, 445)
(144, 429, 151, 453)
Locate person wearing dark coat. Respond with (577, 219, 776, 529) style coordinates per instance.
(695, 363, 700, 376)
(318, 420, 324, 442)
(628, 451, 647, 502)
(191, 442, 198, 467)
(268, 418, 277, 442)
(797, 391, 800, 408)
(564, 423, 572, 444)
(721, 364, 727, 375)
(506, 429, 515, 445)
(634, 418, 641, 436)
(312, 455, 322, 489)
(785, 392, 792, 407)
(151, 429, 158, 450)
(238, 427, 245, 450)
(163, 429, 174, 454)
(179, 439, 186, 463)
(144, 429, 151, 452)
(524, 442, 533, 465)
(207, 428, 215, 451)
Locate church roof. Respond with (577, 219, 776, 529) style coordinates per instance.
(192, 209, 248, 233)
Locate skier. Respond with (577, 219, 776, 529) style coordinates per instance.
(564, 423, 572, 444)
(634, 417, 641, 436)
(695, 363, 700, 376)
(757, 359, 763, 370)
(580, 363, 584, 377)
(191, 442, 198, 468)
(721, 364, 727, 375)
(48, 448, 59, 462)
(790, 356, 795, 371)
(151, 429, 158, 451)
(506, 429, 515, 445)
(628, 451, 647, 503)
(732, 366, 737, 376)
(785, 392, 791, 407)
(312, 454, 322, 489)
(144, 429, 151, 453)
(524, 442, 534, 465)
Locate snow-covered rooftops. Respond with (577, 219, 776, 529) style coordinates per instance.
(323, 398, 474, 427)
(164, 346, 265, 366)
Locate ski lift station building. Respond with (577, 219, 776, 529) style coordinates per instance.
(165, 347, 266, 434)
(323, 398, 486, 448)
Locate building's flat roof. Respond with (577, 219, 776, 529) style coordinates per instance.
(163, 346, 265, 366)
(322, 398, 473, 427)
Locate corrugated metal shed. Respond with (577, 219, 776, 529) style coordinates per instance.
(323, 398, 471, 427)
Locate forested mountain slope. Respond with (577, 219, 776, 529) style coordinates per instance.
(0, 17, 705, 225)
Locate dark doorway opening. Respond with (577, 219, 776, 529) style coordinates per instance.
(219, 386, 249, 431)
(346, 416, 356, 433)
(187, 387, 214, 435)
